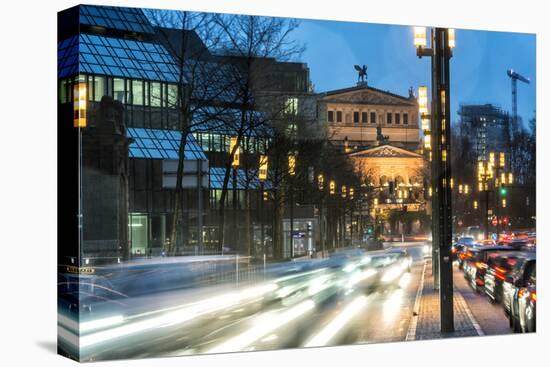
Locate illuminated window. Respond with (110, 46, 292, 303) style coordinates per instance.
(132, 80, 143, 105)
(94, 76, 105, 102)
(151, 82, 161, 107)
(285, 97, 298, 115)
(113, 78, 125, 103)
(167, 84, 178, 108)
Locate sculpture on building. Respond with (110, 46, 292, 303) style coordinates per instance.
(354, 64, 368, 83)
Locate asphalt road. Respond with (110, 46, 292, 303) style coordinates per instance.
(59, 244, 435, 361)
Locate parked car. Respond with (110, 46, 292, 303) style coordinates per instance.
(462, 246, 516, 292)
(502, 253, 536, 332)
(484, 251, 525, 303)
(515, 280, 536, 333)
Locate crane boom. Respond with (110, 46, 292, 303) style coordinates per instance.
(507, 69, 530, 134)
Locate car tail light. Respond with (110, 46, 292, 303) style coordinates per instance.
(531, 291, 537, 302)
(452, 247, 457, 254)
(518, 288, 527, 298)
(495, 272, 505, 281)
(494, 266, 507, 274)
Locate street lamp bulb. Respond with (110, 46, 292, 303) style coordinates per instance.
(414, 27, 427, 47)
(448, 29, 456, 49)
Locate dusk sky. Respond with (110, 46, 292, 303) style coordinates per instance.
(290, 19, 536, 126)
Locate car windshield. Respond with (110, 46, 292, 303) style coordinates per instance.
(458, 237, 475, 245)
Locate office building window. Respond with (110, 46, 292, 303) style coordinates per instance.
(353, 111, 359, 124)
(151, 82, 161, 107)
(132, 80, 143, 105)
(328, 110, 334, 122)
(113, 78, 125, 103)
(336, 111, 342, 123)
(93, 76, 105, 102)
(167, 84, 178, 108)
(362, 112, 368, 123)
(395, 113, 401, 124)
(387, 112, 392, 124)
(370, 112, 376, 124)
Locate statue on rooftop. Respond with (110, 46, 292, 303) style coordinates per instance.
(354, 64, 368, 83)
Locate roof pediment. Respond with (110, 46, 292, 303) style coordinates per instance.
(349, 144, 423, 159)
(321, 85, 416, 107)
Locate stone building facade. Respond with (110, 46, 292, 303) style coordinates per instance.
(318, 83, 421, 151)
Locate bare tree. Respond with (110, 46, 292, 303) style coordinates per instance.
(145, 10, 239, 254)
(210, 14, 305, 254)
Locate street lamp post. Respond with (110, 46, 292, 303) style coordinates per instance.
(318, 174, 325, 257)
(230, 137, 240, 253)
(288, 154, 296, 258)
(414, 26, 455, 333)
(329, 180, 336, 249)
(259, 155, 268, 258)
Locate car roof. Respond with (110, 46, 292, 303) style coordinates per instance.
(470, 245, 514, 253)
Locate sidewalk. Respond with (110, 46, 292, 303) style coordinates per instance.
(406, 260, 484, 341)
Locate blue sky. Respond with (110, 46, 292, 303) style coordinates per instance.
(290, 19, 536, 126)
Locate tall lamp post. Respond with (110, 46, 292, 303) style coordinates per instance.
(288, 154, 296, 258)
(318, 174, 325, 257)
(229, 137, 240, 253)
(414, 26, 455, 333)
(259, 155, 268, 257)
(329, 180, 336, 249)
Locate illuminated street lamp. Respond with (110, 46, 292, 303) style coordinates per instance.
(318, 174, 324, 191)
(329, 180, 336, 195)
(413, 25, 456, 332)
(414, 26, 427, 48)
(259, 155, 268, 181)
(73, 82, 87, 128)
(229, 136, 240, 252)
(258, 155, 268, 252)
(448, 29, 456, 49)
(288, 154, 296, 176)
(288, 154, 297, 257)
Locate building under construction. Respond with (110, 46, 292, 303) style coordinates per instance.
(458, 104, 511, 161)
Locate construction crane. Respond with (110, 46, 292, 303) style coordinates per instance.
(507, 69, 530, 133)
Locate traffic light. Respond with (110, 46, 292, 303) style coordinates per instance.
(500, 185, 507, 197)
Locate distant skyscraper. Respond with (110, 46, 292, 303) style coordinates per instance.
(458, 104, 511, 161)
